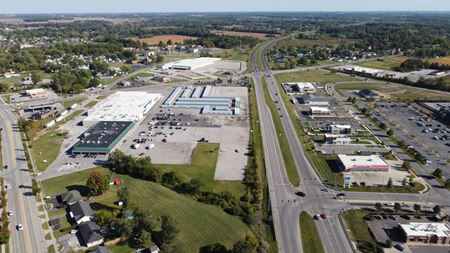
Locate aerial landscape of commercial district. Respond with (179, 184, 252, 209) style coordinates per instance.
(0, 2, 450, 253)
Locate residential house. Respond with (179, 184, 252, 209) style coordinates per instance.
(79, 221, 104, 248)
(58, 190, 83, 205)
(69, 201, 94, 224)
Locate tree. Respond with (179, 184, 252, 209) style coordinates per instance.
(200, 243, 228, 253)
(160, 215, 179, 245)
(116, 218, 133, 237)
(387, 177, 393, 188)
(413, 204, 421, 214)
(374, 202, 383, 213)
(156, 54, 164, 63)
(401, 161, 411, 171)
(167, 39, 173, 45)
(432, 168, 443, 178)
(158, 41, 165, 48)
(86, 171, 110, 196)
(409, 175, 416, 187)
(394, 202, 402, 214)
(94, 209, 117, 227)
(31, 178, 41, 195)
(401, 177, 407, 188)
(137, 230, 152, 248)
(117, 187, 130, 207)
(386, 129, 394, 136)
(231, 236, 258, 253)
(31, 71, 42, 85)
(120, 65, 132, 74)
(433, 205, 441, 215)
(134, 210, 155, 233)
(0, 82, 10, 93)
(445, 179, 450, 189)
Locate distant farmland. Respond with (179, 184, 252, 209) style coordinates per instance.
(211, 30, 271, 40)
(131, 35, 198, 45)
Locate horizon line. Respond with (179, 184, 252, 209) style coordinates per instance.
(1, 10, 450, 15)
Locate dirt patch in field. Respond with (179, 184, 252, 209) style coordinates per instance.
(130, 35, 199, 45)
(211, 30, 270, 40)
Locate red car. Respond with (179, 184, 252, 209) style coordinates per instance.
(320, 213, 327, 219)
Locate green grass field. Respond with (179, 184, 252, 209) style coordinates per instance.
(154, 143, 246, 198)
(84, 100, 98, 109)
(30, 132, 65, 172)
(275, 70, 357, 84)
(41, 168, 253, 253)
(299, 212, 325, 253)
(335, 82, 450, 101)
(129, 72, 154, 80)
(261, 78, 300, 186)
(342, 209, 380, 253)
(214, 49, 249, 62)
(62, 97, 87, 109)
(356, 60, 401, 71)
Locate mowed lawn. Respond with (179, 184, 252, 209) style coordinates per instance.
(299, 212, 325, 253)
(128, 177, 252, 252)
(31, 132, 65, 172)
(41, 168, 253, 253)
(356, 60, 400, 71)
(275, 70, 357, 84)
(154, 143, 246, 198)
(342, 209, 378, 253)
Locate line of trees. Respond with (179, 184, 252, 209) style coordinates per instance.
(394, 58, 450, 72)
(341, 68, 450, 92)
(0, 178, 10, 244)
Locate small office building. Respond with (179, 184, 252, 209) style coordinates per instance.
(400, 223, 450, 245)
(337, 155, 390, 172)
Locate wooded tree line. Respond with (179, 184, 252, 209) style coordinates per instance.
(321, 22, 450, 57)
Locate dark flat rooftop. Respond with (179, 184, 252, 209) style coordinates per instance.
(72, 121, 134, 153)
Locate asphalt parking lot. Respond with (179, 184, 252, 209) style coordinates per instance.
(373, 102, 450, 178)
(118, 86, 250, 180)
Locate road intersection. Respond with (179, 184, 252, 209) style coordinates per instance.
(251, 39, 450, 253)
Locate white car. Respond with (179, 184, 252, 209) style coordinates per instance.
(16, 224, 23, 231)
(7, 211, 13, 216)
(4, 184, 10, 190)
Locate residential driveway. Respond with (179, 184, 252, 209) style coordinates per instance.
(57, 233, 81, 253)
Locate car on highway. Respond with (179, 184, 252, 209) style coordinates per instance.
(4, 184, 10, 190)
(295, 191, 306, 197)
(336, 192, 345, 199)
(16, 224, 23, 231)
(7, 211, 13, 216)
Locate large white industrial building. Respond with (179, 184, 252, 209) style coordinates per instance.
(83, 91, 161, 125)
(162, 57, 221, 70)
(162, 85, 240, 115)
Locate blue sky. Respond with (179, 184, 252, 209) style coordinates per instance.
(1, 0, 450, 14)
